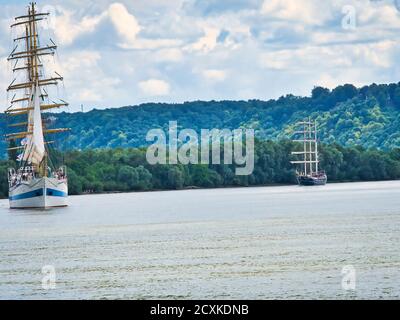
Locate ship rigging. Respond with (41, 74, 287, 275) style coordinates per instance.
(4, 2, 70, 208)
(290, 118, 327, 186)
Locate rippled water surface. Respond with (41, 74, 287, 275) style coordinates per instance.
(0, 181, 399, 299)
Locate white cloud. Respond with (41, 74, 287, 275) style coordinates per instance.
(125, 38, 182, 50)
(353, 40, 396, 69)
(139, 79, 170, 96)
(58, 50, 102, 74)
(357, 2, 400, 29)
(1, 0, 400, 109)
(260, 0, 331, 25)
(316, 74, 341, 89)
(52, 7, 107, 45)
(48, 50, 121, 104)
(108, 2, 141, 47)
(50, 2, 181, 50)
(108, 3, 182, 49)
(202, 69, 227, 81)
(186, 27, 220, 53)
(259, 38, 397, 73)
(154, 48, 183, 63)
(78, 89, 102, 102)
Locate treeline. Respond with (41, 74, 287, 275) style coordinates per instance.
(1, 82, 400, 156)
(1, 140, 399, 198)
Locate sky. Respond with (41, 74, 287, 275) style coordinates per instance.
(0, 0, 400, 112)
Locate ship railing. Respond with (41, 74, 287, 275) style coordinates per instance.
(54, 166, 67, 181)
(8, 168, 68, 185)
(8, 171, 36, 187)
(311, 171, 326, 177)
(17, 166, 35, 174)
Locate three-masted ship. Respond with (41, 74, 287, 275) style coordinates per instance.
(290, 119, 327, 186)
(4, 3, 70, 208)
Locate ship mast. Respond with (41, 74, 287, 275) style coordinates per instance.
(291, 119, 319, 175)
(315, 120, 319, 173)
(4, 2, 70, 176)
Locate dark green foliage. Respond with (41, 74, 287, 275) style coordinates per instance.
(0, 81, 399, 198)
(0, 160, 16, 198)
(1, 141, 399, 198)
(7, 140, 17, 162)
(1, 82, 400, 156)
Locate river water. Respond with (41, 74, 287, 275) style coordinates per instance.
(0, 181, 399, 300)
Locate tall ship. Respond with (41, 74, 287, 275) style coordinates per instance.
(4, 3, 70, 208)
(290, 118, 327, 186)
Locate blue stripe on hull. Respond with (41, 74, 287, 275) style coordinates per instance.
(9, 189, 43, 201)
(9, 188, 67, 201)
(46, 188, 68, 197)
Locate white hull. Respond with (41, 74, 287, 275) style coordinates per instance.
(9, 177, 68, 209)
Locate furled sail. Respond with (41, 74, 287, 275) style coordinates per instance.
(23, 84, 45, 166)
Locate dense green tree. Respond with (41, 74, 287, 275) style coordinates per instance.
(1, 82, 400, 156)
(1, 82, 400, 198)
(7, 140, 17, 162)
(312, 86, 330, 100)
(0, 141, 399, 198)
(67, 168, 83, 194)
(331, 84, 358, 103)
(393, 87, 400, 107)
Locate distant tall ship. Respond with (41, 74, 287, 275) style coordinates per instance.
(290, 118, 327, 186)
(4, 3, 70, 208)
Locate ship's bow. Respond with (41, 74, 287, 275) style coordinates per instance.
(44, 177, 68, 208)
(9, 177, 68, 209)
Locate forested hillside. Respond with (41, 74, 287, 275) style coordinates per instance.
(1, 140, 400, 198)
(1, 82, 400, 156)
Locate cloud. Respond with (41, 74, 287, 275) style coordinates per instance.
(258, 38, 397, 73)
(108, 2, 182, 49)
(186, 27, 220, 52)
(123, 38, 182, 50)
(353, 40, 397, 69)
(52, 7, 107, 45)
(202, 69, 227, 81)
(184, 0, 263, 16)
(357, 1, 400, 29)
(108, 2, 141, 47)
(58, 50, 102, 74)
(1, 0, 400, 110)
(138, 79, 170, 96)
(49, 50, 121, 104)
(153, 48, 183, 63)
(50, 2, 181, 50)
(260, 0, 332, 25)
(78, 89, 102, 102)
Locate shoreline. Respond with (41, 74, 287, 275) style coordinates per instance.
(70, 179, 400, 197)
(1, 179, 398, 200)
